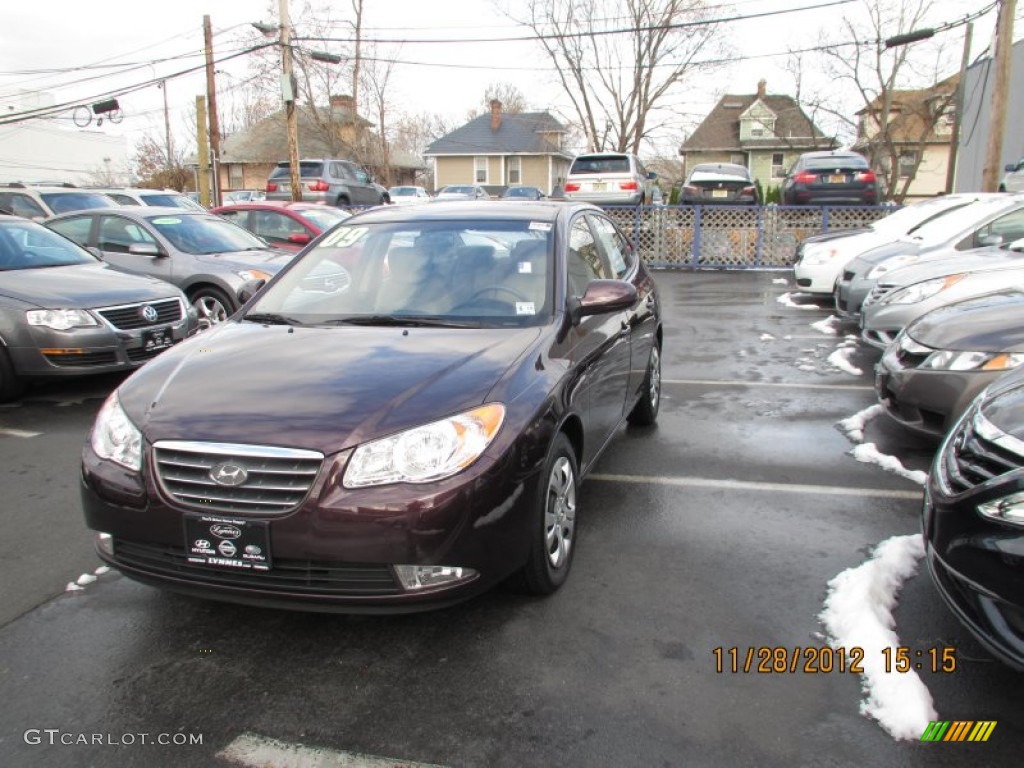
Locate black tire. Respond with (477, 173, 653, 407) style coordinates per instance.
(336, 196, 350, 208)
(627, 343, 661, 426)
(519, 433, 579, 595)
(190, 286, 234, 330)
(0, 347, 26, 402)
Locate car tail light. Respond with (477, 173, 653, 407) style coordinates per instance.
(619, 180, 639, 191)
(265, 183, 278, 192)
(742, 186, 756, 196)
(793, 171, 819, 183)
(309, 180, 330, 192)
(683, 185, 699, 195)
(856, 170, 877, 183)
(564, 182, 580, 192)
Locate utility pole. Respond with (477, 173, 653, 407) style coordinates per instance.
(196, 95, 211, 207)
(159, 80, 173, 168)
(279, 0, 302, 202)
(203, 15, 222, 207)
(981, 0, 1017, 191)
(945, 23, 973, 194)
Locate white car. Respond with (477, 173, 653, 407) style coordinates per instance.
(793, 194, 986, 295)
(1001, 159, 1024, 193)
(388, 185, 431, 205)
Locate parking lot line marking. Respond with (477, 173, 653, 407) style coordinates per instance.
(591, 473, 922, 500)
(0, 427, 41, 438)
(665, 378, 873, 392)
(218, 732, 450, 768)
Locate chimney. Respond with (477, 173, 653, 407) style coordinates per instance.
(490, 99, 503, 131)
(757, 79, 767, 99)
(330, 94, 355, 111)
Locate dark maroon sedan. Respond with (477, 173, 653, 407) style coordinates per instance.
(80, 201, 662, 612)
(211, 202, 351, 252)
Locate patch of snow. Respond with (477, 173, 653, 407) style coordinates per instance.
(811, 316, 841, 335)
(849, 443, 928, 486)
(95, 566, 110, 575)
(772, 278, 789, 285)
(777, 292, 818, 310)
(760, 333, 776, 341)
(784, 335, 792, 340)
(76, 573, 97, 586)
(65, 582, 84, 592)
(798, 365, 817, 372)
(820, 534, 935, 741)
(827, 348, 863, 376)
(837, 404, 883, 443)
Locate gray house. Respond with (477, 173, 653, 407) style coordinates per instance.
(424, 101, 574, 196)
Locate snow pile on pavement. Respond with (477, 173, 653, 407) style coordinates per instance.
(760, 333, 776, 341)
(820, 534, 936, 741)
(828, 348, 863, 376)
(776, 292, 818, 310)
(837, 405, 884, 443)
(772, 278, 789, 285)
(65, 565, 112, 593)
(849, 443, 928, 486)
(811, 316, 842, 335)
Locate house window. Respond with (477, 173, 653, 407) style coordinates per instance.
(771, 153, 785, 178)
(228, 165, 244, 189)
(751, 129, 764, 137)
(898, 151, 918, 178)
(474, 157, 488, 184)
(507, 157, 521, 185)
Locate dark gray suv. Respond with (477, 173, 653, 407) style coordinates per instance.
(265, 159, 385, 207)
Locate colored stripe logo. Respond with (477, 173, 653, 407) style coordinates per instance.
(921, 721, 997, 742)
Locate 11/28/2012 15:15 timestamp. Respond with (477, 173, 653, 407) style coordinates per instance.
(712, 646, 957, 674)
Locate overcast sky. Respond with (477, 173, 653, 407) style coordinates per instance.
(0, 0, 1004, 156)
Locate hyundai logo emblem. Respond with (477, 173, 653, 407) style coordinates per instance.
(209, 462, 248, 487)
(140, 304, 159, 323)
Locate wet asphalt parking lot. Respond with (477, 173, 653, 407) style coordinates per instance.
(0, 269, 1021, 767)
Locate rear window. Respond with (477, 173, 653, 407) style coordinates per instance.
(803, 155, 869, 170)
(570, 156, 631, 174)
(270, 162, 325, 179)
(38, 192, 115, 214)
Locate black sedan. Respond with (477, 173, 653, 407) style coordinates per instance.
(80, 201, 662, 612)
(0, 213, 198, 401)
(925, 367, 1024, 670)
(679, 163, 758, 205)
(781, 150, 880, 206)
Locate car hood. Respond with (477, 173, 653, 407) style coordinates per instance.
(194, 249, 293, 272)
(801, 227, 872, 247)
(0, 263, 181, 308)
(879, 247, 1024, 289)
(117, 321, 543, 455)
(979, 370, 1024, 441)
(908, 290, 1024, 350)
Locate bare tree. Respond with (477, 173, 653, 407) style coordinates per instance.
(132, 133, 193, 190)
(511, 0, 728, 153)
(791, 0, 956, 202)
(482, 83, 529, 114)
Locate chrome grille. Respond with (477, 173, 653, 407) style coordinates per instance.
(99, 298, 185, 330)
(153, 441, 324, 515)
(942, 411, 1024, 494)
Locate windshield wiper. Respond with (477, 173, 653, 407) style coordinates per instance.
(327, 314, 476, 328)
(243, 312, 304, 326)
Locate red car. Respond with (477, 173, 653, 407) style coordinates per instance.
(212, 202, 351, 252)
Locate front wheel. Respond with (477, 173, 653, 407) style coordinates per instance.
(627, 343, 661, 426)
(519, 433, 579, 595)
(190, 286, 234, 330)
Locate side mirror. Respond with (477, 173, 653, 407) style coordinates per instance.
(568, 279, 638, 325)
(128, 242, 163, 257)
(977, 233, 1004, 248)
(237, 278, 267, 305)
(287, 233, 312, 245)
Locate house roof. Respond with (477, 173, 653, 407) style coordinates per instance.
(680, 92, 836, 152)
(854, 74, 959, 145)
(424, 111, 572, 157)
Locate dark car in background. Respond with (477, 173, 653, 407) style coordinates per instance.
(433, 185, 490, 201)
(0, 214, 197, 401)
(781, 151, 880, 206)
(265, 158, 386, 207)
(875, 290, 1024, 439)
(501, 186, 546, 201)
(80, 201, 662, 613)
(212, 202, 351, 253)
(679, 163, 758, 205)
(925, 366, 1024, 670)
(46, 207, 295, 327)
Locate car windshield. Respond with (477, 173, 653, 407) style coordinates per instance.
(504, 188, 537, 197)
(871, 197, 972, 236)
(140, 193, 203, 210)
(909, 198, 1019, 246)
(146, 213, 271, 255)
(298, 207, 350, 229)
(390, 187, 419, 196)
(0, 220, 97, 270)
(37, 192, 115, 215)
(440, 186, 474, 194)
(243, 219, 552, 329)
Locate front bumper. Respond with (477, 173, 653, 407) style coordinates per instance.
(834, 267, 876, 319)
(793, 260, 843, 294)
(81, 438, 542, 613)
(923, 484, 1024, 670)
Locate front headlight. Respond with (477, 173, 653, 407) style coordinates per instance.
(91, 392, 143, 471)
(26, 309, 99, 331)
(237, 269, 274, 282)
(881, 274, 966, 305)
(799, 246, 840, 267)
(921, 350, 1024, 371)
(344, 403, 505, 488)
(867, 255, 920, 280)
(979, 492, 1024, 526)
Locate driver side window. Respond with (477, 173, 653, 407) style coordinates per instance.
(567, 217, 612, 297)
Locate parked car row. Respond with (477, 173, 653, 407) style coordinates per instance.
(792, 191, 1024, 671)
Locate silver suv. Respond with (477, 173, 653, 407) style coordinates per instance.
(564, 152, 656, 206)
(0, 183, 117, 221)
(265, 159, 385, 207)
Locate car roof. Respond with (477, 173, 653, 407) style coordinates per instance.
(48, 205, 207, 221)
(344, 200, 591, 224)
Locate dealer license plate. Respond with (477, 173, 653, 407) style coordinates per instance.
(591, 182, 607, 192)
(712, 189, 728, 198)
(185, 514, 271, 571)
(141, 326, 173, 352)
